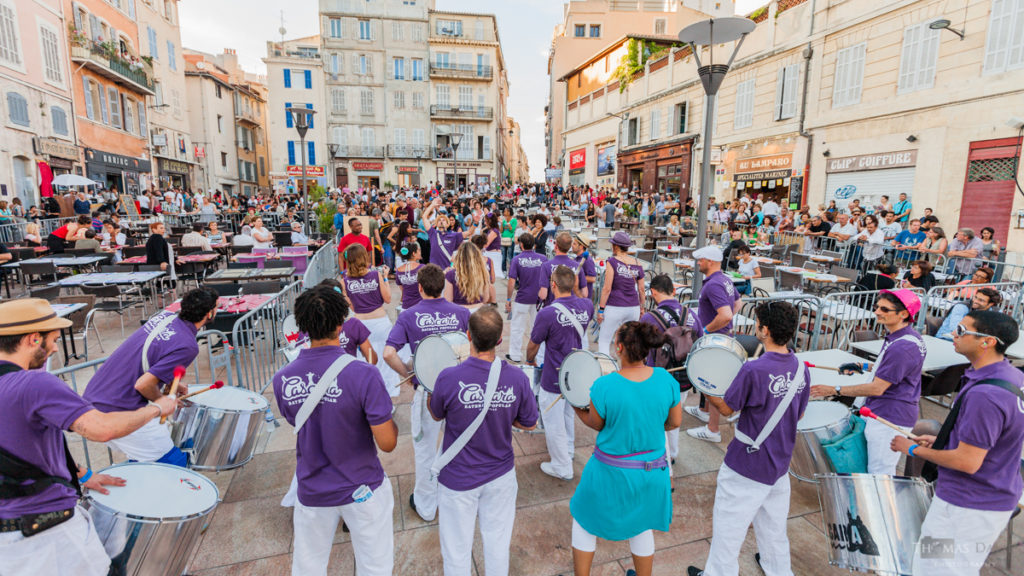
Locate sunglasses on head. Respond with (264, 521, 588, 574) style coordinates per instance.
(953, 323, 1004, 345)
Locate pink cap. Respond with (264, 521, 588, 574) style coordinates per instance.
(880, 289, 921, 320)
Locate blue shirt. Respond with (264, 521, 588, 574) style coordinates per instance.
(73, 199, 91, 215)
(893, 199, 912, 222)
(894, 230, 926, 246)
(936, 302, 970, 341)
(333, 213, 346, 232)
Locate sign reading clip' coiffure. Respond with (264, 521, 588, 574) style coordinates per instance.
(826, 150, 918, 173)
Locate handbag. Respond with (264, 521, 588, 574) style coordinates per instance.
(500, 237, 513, 247)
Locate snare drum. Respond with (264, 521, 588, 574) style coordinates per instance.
(85, 462, 219, 576)
(171, 385, 270, 471)
(684, 334, 748, 397)
(558, 351, 618, 408)
(518, 364, 540, 396)
(412, 332, 471, 392)
(790, 401, 852, 482)
(817, 473, 933, 575)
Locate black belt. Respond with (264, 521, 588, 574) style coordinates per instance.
(0, 508, 75, 536)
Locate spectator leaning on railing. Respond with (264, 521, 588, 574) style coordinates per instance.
(946, 228, 985, 280)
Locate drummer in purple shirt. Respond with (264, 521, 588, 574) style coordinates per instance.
(421, 198, 477, 269)
(0, 299, 176, 576)
(891, 310, 1024, 576)
(272, 285, 398, 576)
(572, 232, 598, 297)
(82, 287, 220, 467)
(505, 233, 546, 363)
(381, 264, 471, 523)
(538, 231, 587, 306)
(811, 289, 925, 475)
(341, 243, 399, 396)
(597, 231, 646, 356)
(429, 307, 538, 576)
(527, 266, 594, 481)
(314, 279, 377, 364)
(688, 301, 810, 576)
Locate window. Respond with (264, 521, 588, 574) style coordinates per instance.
(221, 152, 227, 167)
(287, 141, 295, 164)
(413, 128, 425, 147)
(574, 24, 585, 37)
(0, 1, 22, 67)
(360, 55, 368, 75)
(590, 25, 601, 38)
(412, 23, 424, 42)
(436, 84, 450, 107)
(360, 88, 373, 115)
(82, 78, 100, 121)
(259, 157, 265, 177)
(123, 97, 135, 135)
(51, 106, 68, 135)
(215, 84, 222, 98)
(392, 21, 403, 41)
(330, 53, 341, 76)
(359, 20, 371, 40)
(774, 64, 799, 120)
(734, 78, 755, 129)
(304, 69, 312, 89)
(108, 87, 122, 129)
(393, 57, 405, 80)
(477, 54, 490, 76)
(412, 92, 424, 108)
(438, 20, 462, 36)
(475, 20, 485, 40)
(412, 58, 423, 81)
(984, 0, 1024, 74)
(332, 126, 347, 146)
(674, 101, 688, 134)
(217, 114, 223, 133)
(833, 43, 866, 108)
(6, 91, 27, 126)
(899, 23, 941, 93)
(330, 18, 343, 38)
(148, 26, 158, 58)
(361, 128, 375, 154)
(393, 91, 405, 108)
(167, 41, 176, 71)
(655, 19, 666, 35)
(435, 52, 450, 68)
(627, 117, 638, 145)
(394, 127, 406, 147)
(39, 25, 63, 85)
(458, 86, 472, 109)
(332, 88, 346, 113)
(650, 108, 660, 140)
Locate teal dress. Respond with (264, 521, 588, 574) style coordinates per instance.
(569, 368, 680, 541)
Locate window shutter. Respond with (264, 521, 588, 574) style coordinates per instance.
(352, 53, 359, 72)
(284, 69, 291, 88)
(386, 58, 392, 78)
(304, 70, 312, 89)
(483, 135, 491, 159)
(308, 141, 315, 165)
(287, 141, 295, 165)
(783, 65, 798, 118)
(127, 0, 135, 20)
(98, 85, 108, 124)
(138, 99, 146, 137)
(285, 102, 292, 128)
(774, 66, 786, 120)
(82, 77, 94, 120)
(89, 14, 99, 40)
(73, 7, 82, 31)
(305, 102, 314, 128)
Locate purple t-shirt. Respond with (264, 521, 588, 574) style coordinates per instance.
(605, 257, 644, 307)
(697, 270, 740, 335)
(935, 360, 1024, 511)
(509, 250, 546, 305)
(0, 366, 93, 518)
(272, 346, 393, 507)
(723, 352, 811, 485)
(429, 228, 463, 268)
(541, 254, 586, 305)
(576, 252, 597, 295)
(529, 296, 594, 393)
(343, 269, 384, 314)
(486, 228, 501, 251)
(386, 298, 471, 387)
(429, 357, 538, 490)
(84, 311, 199, 412)
(340, 318, 371, 357)
(396, 263, 424, 309)
(445, 267, 485, 306)
(865, 326, 925, 427)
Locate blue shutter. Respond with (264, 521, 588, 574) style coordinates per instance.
(284, 69, 291, 88)
(305, 102, 313, 128)
(308, 141, 315, 165)
(287, 141, 295, 165)
(304, 70, 312, 89)
(82, 77, 94, 120)
(285, 102, 292, 128)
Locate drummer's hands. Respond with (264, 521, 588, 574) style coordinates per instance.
(83, 474, 126, 495)
(838, 362, 865, 375)
(913, 434, 936, 448)
(505, 301, 511, 314)
(809, 385, 835, 399)
(890, 435, 917, 455)
(153, 396, 177, 418)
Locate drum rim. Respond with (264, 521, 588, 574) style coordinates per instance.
(181, 385, 270, 412)
(796, 402, 852, 432)
(813, 471, 935, 485)
(85, 462, 220, 522)
(558, 350, 618, 408)
(412, 332, 470, 392)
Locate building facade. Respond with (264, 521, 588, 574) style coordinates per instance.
(183, 52, 238, 194)
(505, 117, 529, 184)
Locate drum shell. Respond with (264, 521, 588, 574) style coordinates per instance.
(790, 403, 852, 482)
(817, 473, 933, 576)
(684, 334, 748, 397)
(558, 351, 618, 408)
(412, 332, 470, 393)
(171, 396, 266, 471)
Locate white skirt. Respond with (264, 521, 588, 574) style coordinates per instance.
(484, 250, 504, 279)
(362, 315, 400, 396)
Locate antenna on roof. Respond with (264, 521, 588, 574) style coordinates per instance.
(278, 10, 287, 42)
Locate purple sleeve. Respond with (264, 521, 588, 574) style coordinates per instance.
(707, 280, 735, 313)
(457, 308, 471, 331)
(723, 365, 754, 412)
(147, 340, 199, 384)
(361, 367, 394, 426)
(583, 258, 596, 278)
(273, 379, 295, 426)
(640, 312, 659, 328)
(354, 320, 371, 345)
(385, 318, 410, 349)
(577, 265, 587, 290)
(508, 257, 519, 281)
(953, 391, 1006, 450)
(27, 375, 93, 430)
(541, 262, 552, 286)
(429, 369, 454, 420)
(529, 309, 550, 345)
(873, 341, 918, 387)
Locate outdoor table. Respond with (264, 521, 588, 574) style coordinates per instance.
(4, 255, 107, 269)
(8, 245, 49, 253)
(674, 258, 696, 269)
(852, 335, 968, 374)
(754, 256, 781, 265)
(796, 252, 840, 263)
(778, 266, 852, 284)
(796, 349, 873, 389)
(51, 271, 165, 287)
(52, 302, 86, 364)
(206, 267, 295, 281)
(165, 294, 272, 315)
(658, 246, 682, 256)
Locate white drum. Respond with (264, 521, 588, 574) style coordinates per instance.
(412, 332, 470, 392)
(518, 364, 540, 396)
(558, 351, 618, 408)
(171, 385, 270, 471)
(684, 334, 748, 397)
(791, 401, 854, 482)
(85, 462, 219, 576)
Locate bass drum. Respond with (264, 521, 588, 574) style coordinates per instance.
(412, 332, 471, 393)
(558, 351, 618, 408)
(790, 401, 853, 482)
(684, 334, 748, 397)
(170, 385, 270, 471)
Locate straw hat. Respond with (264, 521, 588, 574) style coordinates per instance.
(573, 231, 593, 248)
(0, 299, 72, 336)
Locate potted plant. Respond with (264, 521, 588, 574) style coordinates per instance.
(67, 25, 89, 47)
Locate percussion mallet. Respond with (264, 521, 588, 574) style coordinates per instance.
(544, 395, 565, 414)
(161, 365, 187, 424)
(179, 381, 225, 401)
(666, 366, 686, 374)
(803, 361, 840, 372)
(857, 407, 916, 439)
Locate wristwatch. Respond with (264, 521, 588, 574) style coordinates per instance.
(834, 385, 842, 396)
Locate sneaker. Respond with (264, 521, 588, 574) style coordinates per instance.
(755, 552, 762, 570)
(686, 568, 704, 576)
(684, 405, 710, 423)
(626, 570, 637, 576)
(686, 425, 721, 443)
(727, 410, 742, 423)
(505, 354, 521, 363)
(540, 461, 573, 481)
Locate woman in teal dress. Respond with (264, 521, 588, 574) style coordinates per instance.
(569, 321, 683, 576)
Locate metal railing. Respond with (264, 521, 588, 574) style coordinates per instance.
(387, 145, 431, 159)
(733, 293, 824, 352)
(429, 105, 494, 120)
(0, 216, 75, 244)
(69, 42, 154, 93)
(331, 145, 385, 158)
(230, 279, 305, 394)
(304, 238, 339, 288)
(916, 282, 1023, 335)
(818, 288, 927, 352)
(429, 63, 493, 79)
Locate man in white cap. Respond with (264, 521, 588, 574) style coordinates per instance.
(686, 245, 741, 443)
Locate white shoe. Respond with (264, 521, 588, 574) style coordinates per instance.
(540, 461, 573, 481)
(727, 410, 741, 423)
(686, 425, 721, 443)
(685, 405, 710, 423)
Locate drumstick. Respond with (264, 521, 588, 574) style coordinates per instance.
(857, 407, 917, 439)
(161, 366, 187, 424)
(803, 361, 840, 372)
(666, 366, 686, 374)
(179, 381, 225, 401)
(544, 395, 564, 413)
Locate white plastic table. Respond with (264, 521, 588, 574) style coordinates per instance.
(851, 335, 969, 373)
(796, 349, 872, 389)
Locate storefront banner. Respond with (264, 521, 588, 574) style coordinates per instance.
(569, 148, 586, 175)
(825, 150, 918, 173)
(286, 165, 326, 177)
(736, 154, 791, 173)
(734, 169, 792, 182)
(351, 162, 384, 171)
(597, 145, 615, 176)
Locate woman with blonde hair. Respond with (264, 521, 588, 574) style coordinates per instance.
(444, 241, 493, 310)
(23, 222, 42, 246)
(340, 243, 400, 395)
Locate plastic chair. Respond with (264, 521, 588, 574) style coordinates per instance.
(237, 254, 266, 269)
(78, 283, 138, 337)
(206, 282, 242, 297)
(55, 294, 102, 360)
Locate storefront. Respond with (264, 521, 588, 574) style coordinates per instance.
(350, 162, 382, 191)
(568, 148, 586, 187)
(616, 137, 693, 200)
(436, 161, 491, 191)
(33, 137, 79, 177)
(395, 165, 421, 188)
(156, 157, 192, 189)
(729, 153, 794, 206)
(84, 149, 151, 195)
(286, 164, 327, 193)
(824, 150, 917, 212)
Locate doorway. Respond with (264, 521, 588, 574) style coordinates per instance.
(357, 175, 380, 190)
(957, 137, 1022, 244)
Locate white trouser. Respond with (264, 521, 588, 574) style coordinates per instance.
(538, 388, 575, 477)
(0, 506, 110, 576)
(598, 305, 641, 356)
(362, 316, 400, 396)
(410, 387, 442, 521)
(704, 463, 794, 576)
(571, 519, 654, 556)
(665, 391, 687, 477)
(913, 496, 1011, 576)
(508, 302, 537, 362)
(292, 478, 394, 576)
(485, 250, 504, 279)
(106, 417, 174, 462)
(438, 468, 518, 576)
(864, 417, 911, 475)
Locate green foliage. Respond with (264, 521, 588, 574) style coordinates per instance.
(315, 200, 336, 234)
(612, 38, 681, 93)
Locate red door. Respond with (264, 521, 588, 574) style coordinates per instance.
(957, 137, 1023, 244)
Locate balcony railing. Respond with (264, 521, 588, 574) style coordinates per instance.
(429, 105, 494, 120)
(235, 108, 259, 123)
(330, 145, 384, 158)
(432, 146, 493, 161)
(70, 42, 154, 95)
(429, 64, 493, 80)
(387, 145, 431, 159)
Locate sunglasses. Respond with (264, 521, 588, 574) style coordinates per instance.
(953, 323, 1005, 345)
(873, 304, 898, 313)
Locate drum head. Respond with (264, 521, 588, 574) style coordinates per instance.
(413, 333, 469, 393)
(188, 385, 269, 412)
(559, 351, 615, 408)
(89, 462, 219, 519)
(798, 401, 850, 431)
(685, 335, 746, 398)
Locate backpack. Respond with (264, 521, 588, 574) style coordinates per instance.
(651, 305, 697, 392)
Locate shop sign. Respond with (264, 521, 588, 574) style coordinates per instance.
(159, 158, 190, 175)
(736, 154, 792, 173)
(351, 162, 383, 171)
(734, 169, 792, 182)
(85, 149, 151, 172)
(825, 150, 918, 173)
(569, 148, 586, 174)
(286, 165, 326, 177)
(395, 166, 419, 173)
(436, 161, 487, 168)
(33, 137, 78, 161)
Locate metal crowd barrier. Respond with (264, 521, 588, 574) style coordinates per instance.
(303, 238, 339, 288)
(230, 279, 304, 394)
(732, 293, 823, 352)
(916, 282, 1023, 335)
(0, 216, 75, 244)
(942, 255, 1024, 284)
(818, 288, 927, 352)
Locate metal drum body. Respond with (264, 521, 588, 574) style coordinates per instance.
(558, 351, 618, 408)
(171, 385, 269, 471)
(817, 473, 933, 576)
(684, 334, 748, 397)
(412, 332, 470, 392)
(790, 401, 852, 482)
(85, 462, 219, 576)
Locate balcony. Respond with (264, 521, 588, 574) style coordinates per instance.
(429, 64, 492, 80)
(331, 145, 384, 158)
(235, 108, 259, 124)
(430, 105, 493, 120)
(70, 42, 154, 95)
(387, 145, 431, 159)
(432, 146, 492, 162)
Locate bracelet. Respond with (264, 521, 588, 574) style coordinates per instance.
(909, 444, 919, 457)
(79, 469, 93, 484)
(598, 308, 605, 313)
(148, 401, 163, 418)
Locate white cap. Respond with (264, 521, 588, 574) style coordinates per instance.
(692, 246, 724, 261)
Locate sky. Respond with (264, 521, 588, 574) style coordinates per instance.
(180, 1, 762, 182)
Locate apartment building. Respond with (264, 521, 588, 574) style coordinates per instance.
(505, 117, 529, 184)
(0, 0, 78, 207)
(248, 79, 272, 193)
(183, 52, 238, 194)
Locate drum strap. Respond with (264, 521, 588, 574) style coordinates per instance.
(293, 353, 357, 434)
(733, 356, 805, 453)
(869, 335, 921, 380)
(551, 303, 586, 344)
(141, 313, 178, 374)
(430, 359, 503, 479)
(436, 231, 456, 265)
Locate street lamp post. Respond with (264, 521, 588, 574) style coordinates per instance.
(414, 148, 424, 188)
(449, 132, 463, 193)
(678, 17, 755, 296)
(287, 106, 317, 234)
(328, 143, 339, 191)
